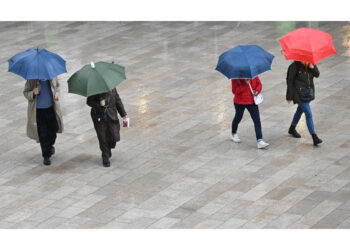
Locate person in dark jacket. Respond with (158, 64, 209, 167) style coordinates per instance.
(87, 88, 127, 167)
(286, 61, 322, 146)
(231, 77, 269, 149)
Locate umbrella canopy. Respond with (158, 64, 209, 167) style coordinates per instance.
(68, 61, 126, 97)
(8, 48, 67, 80)
(215, 45, 274, 79)
(279, 27, 337, 64)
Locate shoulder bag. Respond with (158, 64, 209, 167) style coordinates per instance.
(247, 80, 263, 105)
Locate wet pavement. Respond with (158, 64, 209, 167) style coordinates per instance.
(0, 21, 350, 228)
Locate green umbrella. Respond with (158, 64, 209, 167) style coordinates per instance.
(68, 61, 126, 97)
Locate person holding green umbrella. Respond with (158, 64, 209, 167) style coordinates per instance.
(68, 61, 128, 167)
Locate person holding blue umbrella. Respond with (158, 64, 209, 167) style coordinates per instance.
(9, 48, 66, 166)
(216, 45, 274, 149)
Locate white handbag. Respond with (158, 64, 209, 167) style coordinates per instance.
(247, 80, 263, 105)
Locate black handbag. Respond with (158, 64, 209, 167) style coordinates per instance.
(298, 69, 314, 102)
(92, 112, 107, 122)
(299, 87, 314, 102)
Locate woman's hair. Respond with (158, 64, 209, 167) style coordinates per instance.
(237, 79, 250, 85)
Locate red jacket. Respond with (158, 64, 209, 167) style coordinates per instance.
(231, 77, 262, 105)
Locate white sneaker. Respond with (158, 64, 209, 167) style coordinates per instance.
(257, 140, 269, 149)
(231, 133, 241, 143)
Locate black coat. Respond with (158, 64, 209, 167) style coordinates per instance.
(286, 61, 320, 104)
(87, 88, 127, 143)
(87, 88, 127, 121)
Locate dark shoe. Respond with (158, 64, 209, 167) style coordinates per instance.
(102, 158, 110, 167)
(50, 146, 55, 156)
(43, 157, 51, 166)
(288, 125, 301, 138)
(312, 134, 323, 146)
(109, 149, 112, 158)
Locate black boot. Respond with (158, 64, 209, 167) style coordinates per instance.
(288, 125, 301, 138)
(312, 134, 323, 146)
(102, 157, 110, 167)
(43, 157, 51, 166)
(108, 149, 112, 158)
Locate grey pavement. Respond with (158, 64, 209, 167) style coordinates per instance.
(0, 21, 350, 229)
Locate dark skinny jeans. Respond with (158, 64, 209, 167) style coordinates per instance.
(231, 103, 263, 141)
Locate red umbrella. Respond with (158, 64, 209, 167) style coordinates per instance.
(279, 27, 337, 64)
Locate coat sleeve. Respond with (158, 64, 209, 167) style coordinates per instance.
(52, 77, 60, 95)
(255, 77, 262, 94)
(310, 65, 320, 78)
(115, 90, 127, 118)
(286, 63, 297, 101)
(231, 79, 239, 95)
(23, 80, 36, 101)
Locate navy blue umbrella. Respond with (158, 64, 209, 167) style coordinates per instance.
(8, 48, 67, 80)
(215, 45, 274, 79)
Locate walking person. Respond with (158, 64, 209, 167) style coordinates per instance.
(286, 61, 322, 146)
(231, 77, 269, 149)
(87, 88, 127, 167)
(23, 77, 64, 165)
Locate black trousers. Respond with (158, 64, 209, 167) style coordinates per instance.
(36, 107, 58, 158)
(92, 115, 119, 159)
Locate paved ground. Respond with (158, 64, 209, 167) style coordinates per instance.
(0, 21, 349, 229)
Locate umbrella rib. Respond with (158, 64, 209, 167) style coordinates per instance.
(242, 47, 254, 79)
(86, 68, 94, 96)
(86, 66, 109, 96)
(41, 50, 52, 80)
(26, 52, 37, 80)
(83, 69, 89, 96)
(16, 58, 27, 79)
(96, 62, 126, 88)
(12, 52, 33, 79)
(95, 64, 112, 93)
(307, 36, 316, 64)
(37, 49, 40, 80)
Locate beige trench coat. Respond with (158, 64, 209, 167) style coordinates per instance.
(23, 77, 64, 143)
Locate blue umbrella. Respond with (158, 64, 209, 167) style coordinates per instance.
(215, 45, 274, 79)
(8, 48, 67, 80)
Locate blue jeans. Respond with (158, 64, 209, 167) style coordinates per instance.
(232, 103, 262, 141)
(291, 102, 315, 134)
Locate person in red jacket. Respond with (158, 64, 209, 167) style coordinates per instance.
(231, 77, 269, 149)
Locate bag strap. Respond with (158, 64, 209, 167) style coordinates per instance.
(103, 94, 111, 114)
(247, 80, 255, 95)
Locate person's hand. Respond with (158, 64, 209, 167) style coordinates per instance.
(33, 88, 39, 95)
(287, 100, 292, 104)
(122, 115, 129, 127)
(100, 99, 106, 106)
(253, 90, 258, 96)
(309, 63, 314, 69)
(54, 94, 59, 102)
